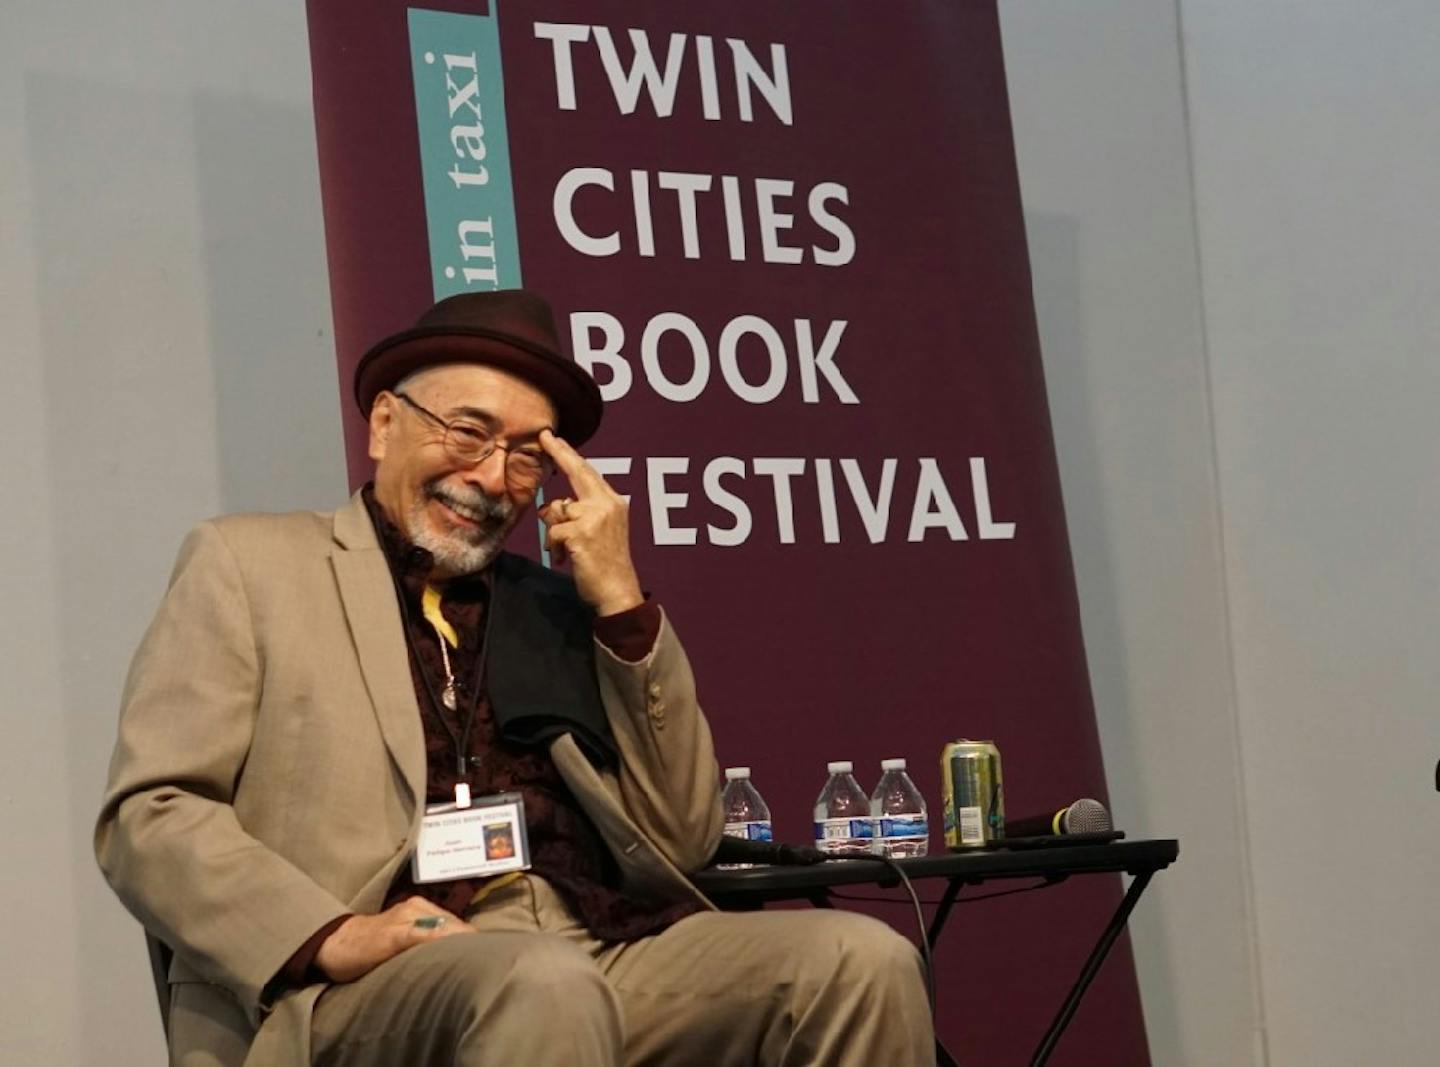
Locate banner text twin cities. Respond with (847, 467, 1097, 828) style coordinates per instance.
(414, 13, 1016, 551)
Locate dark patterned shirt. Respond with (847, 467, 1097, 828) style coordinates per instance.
(362, 487, 703, 939)
(278, 491, 705, 988)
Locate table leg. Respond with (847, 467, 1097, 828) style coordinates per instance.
(923, 880, 969, 1065)
(927, 877, 965, 948)
(1029, 870, 1154, 1067)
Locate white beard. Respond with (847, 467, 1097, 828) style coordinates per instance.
(407, 482, 518, 576)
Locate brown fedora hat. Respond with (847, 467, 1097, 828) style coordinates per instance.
(353, 289, 603, 445)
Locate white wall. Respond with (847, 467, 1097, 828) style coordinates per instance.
(1180, 3, 1440, 1063)
(0, 2, 342, 1062)
(1005, 2, 1440, 1064)
(999, 4, 1264, 1063)
(6, 1, 1436, 1064)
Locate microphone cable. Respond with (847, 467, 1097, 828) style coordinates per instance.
(707, 839, 939, 1026)
(844, 854, 937, 1022)
(832, 861, 1071, 1044)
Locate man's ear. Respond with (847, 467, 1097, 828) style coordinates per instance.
(368, 393, 395, 462)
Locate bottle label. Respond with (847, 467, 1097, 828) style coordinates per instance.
(813, 818, 875, 842)
(723, 820, 773, 842)
(876, 815, 928, 838)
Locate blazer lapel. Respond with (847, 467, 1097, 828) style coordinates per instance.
(330, 494, 425, 809)
(549, 734, 713, 910)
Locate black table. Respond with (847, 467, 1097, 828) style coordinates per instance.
(693, 838, 1179, 1067)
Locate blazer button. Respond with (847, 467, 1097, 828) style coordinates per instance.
(648, 682, 662, 699)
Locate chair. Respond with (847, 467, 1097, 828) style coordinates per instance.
(145, 932, 174, 1038)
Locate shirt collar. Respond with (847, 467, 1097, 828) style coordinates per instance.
(362, 484, 432, 577)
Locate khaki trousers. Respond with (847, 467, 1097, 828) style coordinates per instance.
(310, 876, 935, 1066)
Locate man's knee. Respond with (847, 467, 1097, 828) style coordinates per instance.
(314, 935, 624, 1066)
(423, 932, 615, 1004)
(793, 912, 925, 992)
(457, 934, 621, 1031)
(411, 934, 623, 1062)
(494, 935, 616, 1002)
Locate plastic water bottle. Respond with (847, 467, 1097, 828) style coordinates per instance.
(720, 767, 772, 868)
(813, 761, 874, 856)
(870, 758, 929, 858)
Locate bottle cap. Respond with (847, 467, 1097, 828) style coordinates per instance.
(881, 758, 907, 770)
(724, 767, 751, 780)
(826, 760, 853, 773)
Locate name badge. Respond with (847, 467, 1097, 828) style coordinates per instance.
(411, 791, 530, 884)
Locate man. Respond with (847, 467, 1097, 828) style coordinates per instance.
(96, 290, 934, 1066)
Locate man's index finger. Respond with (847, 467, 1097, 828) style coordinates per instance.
(540, 429, 608, 497)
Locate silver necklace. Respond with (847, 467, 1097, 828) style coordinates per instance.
(430, 618, 459, 711)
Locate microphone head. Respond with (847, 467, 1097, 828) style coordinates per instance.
(1064, 798, 1113, 834)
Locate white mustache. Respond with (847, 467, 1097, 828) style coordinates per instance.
(427, 483, 513, 524)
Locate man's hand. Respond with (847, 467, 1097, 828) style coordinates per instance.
(315, 896, 474, 983)
(538, 429, 645, 616)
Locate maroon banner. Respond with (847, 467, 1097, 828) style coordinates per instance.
(307, 2, 1149, 1061)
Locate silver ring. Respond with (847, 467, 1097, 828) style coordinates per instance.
(554, 497, 574, 519)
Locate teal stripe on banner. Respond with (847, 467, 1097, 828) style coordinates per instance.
(407, 7, 521, 299)
(407, 6, 550, 563)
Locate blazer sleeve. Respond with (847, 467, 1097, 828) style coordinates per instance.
(592, 609, 725, 874)
(94, 522, 349, 1024)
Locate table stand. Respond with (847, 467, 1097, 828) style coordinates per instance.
(693, 839, 1178, 1067)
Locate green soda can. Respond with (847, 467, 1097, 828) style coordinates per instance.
(941, 740, 1004, 849)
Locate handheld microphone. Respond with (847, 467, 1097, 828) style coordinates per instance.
(1004, 798, 1112, 838)
(711, 835, 829, 867)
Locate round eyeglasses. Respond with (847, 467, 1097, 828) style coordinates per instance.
(393, 391, 554, 489)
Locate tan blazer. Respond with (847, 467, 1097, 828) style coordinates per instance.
(95, 493, 724, 1067)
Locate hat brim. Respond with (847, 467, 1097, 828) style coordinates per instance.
(354, 325, 604, 446)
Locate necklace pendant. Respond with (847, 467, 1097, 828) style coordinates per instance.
(442, 683, 458, 711)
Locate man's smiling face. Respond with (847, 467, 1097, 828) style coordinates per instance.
(368, 362, 556, 578)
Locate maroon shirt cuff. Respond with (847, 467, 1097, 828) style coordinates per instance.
(279, 914, 352, 988)
(594, 600, 662, 662)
